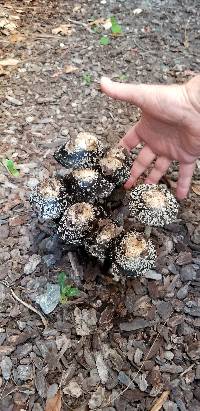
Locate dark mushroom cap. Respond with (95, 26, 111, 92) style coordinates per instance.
(99, 146, 131, 186)
(112, 230, 156, 277)
(30, 178, 67, 220)
(129, 184, 179, 227)
(57, 202, 97, 245)
(54, 132, 101, 169)
(64, 169, 115, 203)
(85, 218, 123, 260)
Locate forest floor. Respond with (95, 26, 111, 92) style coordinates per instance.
(0, 1, 200, 410)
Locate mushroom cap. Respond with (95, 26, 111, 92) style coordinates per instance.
(57, 202, 97, 244)
(129, 184, 179, 227)
(54, 132, 101, 169)
(99, 146, 131, 186)
(64, 168, 115, 203)
(85, 218, 123, 260)
(112, 230, 157, 277)
(30, 178, 67, 220)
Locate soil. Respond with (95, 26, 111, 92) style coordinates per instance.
(0, 1, 200, 410)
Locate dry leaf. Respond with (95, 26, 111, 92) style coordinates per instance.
(45, 390, 62, 411)
(192, 184, 200, 196)
(64, 65, 78, 74)
(9, 33, 25, 43)
(150, 390, 170, 411)
(89, 18, 106, 27)
(52, 24, 73, 35)
(0, 58, 20, 66)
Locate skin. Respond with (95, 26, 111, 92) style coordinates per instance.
(101, 75, 200, 200)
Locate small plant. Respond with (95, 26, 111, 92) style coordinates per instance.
(83, 73, 92, 86)
(111, 16, 122, 35)
(2, 158, 20, 177)
(100, 36, 110, 46)
(58, 271, 79, 303)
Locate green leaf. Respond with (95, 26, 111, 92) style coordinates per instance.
(58, 271, 67, 294)
(100, 36, 110, 46)
(111, 16, 122, 35)
(63, 286, 79, 298)
(83, 73, 92, 86)
(3, 159, 20, 177)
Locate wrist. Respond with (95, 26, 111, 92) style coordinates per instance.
(185, 75, 200, 114)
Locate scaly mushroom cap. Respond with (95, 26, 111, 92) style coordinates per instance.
(112, 230, 156, 277)
(99, 146, 132, 186)
(30, 178, 67, 220)
(129, 184, 179, 227)
(54, 132, 101, 169)
(85, 219, 123, 260)
(64, 168, 115, 203)
(57, 202, 97, 245)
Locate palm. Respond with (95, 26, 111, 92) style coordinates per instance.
(101, 76, 200, 199)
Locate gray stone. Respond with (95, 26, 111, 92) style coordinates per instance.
(163, 401, 178, 411)
(157, 301, 173, 320)
(0, 284, 6, 303)
(36, 283, 60, 314)
(32, 405, 43, 411)
(61, 128, 69, 136)
(160, 364, 183, 373)
(196, 364, 200, 379)
(6, 95, 23, 106)
(14, 364, 33, 381)
(186, 306, 200, 317)
(192, 225, 200, 244)
(0, 356, 12, 380)
(164, 351, 174, 361)
(24, 254, 41, 275)
(118, 371, 135, 389)
(42, 254, 57, 268)
(180, 265, 196, 282)
(177, 284, 189, 300)
(120, 318, 152, 331)
(47, 383, 59, 399)
(176, 251, 192, 266)
(144, 270, 162, 280)
(0, 224, 9, 240)
(15, 343, 32, 359)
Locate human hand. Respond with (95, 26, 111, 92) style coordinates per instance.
(101, 75, 200, 199)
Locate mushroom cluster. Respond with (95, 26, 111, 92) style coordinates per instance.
(30, 132, 179, 278)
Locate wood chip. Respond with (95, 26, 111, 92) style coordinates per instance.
(45, 390, 62, 411)
(192, 184, 200, 196)
(150, 390, 170, 411)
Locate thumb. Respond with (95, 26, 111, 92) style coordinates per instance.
(101, 76, 154, 109)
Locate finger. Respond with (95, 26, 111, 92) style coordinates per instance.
(101, 76, 153, 108)
(124, 145, 156, 189)
(119, 125, 140, 151)
(176, 162, 195, 200)
(145, 157, 171, 184)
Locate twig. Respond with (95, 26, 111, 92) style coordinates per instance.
(150, 390, 170, 411)
(1, 282, 48, 329)
(68, 251, 84, 285)
(68, 18, 93, 33)
(184, 18, 190, 48)
(180, 363, 194, 377)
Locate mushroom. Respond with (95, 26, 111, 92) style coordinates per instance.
(30, 177, 68, 220)
(64, 168, 115, 203)
(85, 218, 123, 260)
(111, 230, 157, 277)
(54, 132, 102, 169)
(129, 184, 179, 227)
(98, 146, 132, 186)
(57, 202, 98, 245)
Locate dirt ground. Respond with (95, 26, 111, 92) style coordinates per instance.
(0, 0, 200, 410)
